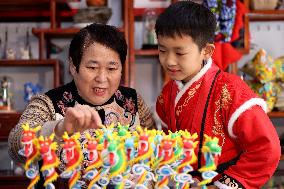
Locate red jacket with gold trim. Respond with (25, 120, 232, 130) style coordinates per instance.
(156, 60, 280, 189)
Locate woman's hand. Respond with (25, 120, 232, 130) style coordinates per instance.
(55, 104, 102, 137)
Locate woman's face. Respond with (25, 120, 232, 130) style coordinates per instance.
(70, 42, 122, 105)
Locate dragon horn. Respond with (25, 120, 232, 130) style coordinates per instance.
(38, 135, 44, 142)
(213, 137, 219, 142)
(31, 126, 41, 133)
(136, 126, 143, 134)
(73, 132, 81, 140)
(204, 134, 209, 141)
(33, 125, 42, 132)
(85, 132, 91, 140)
(21, 123, 29, 131)
(193, 141, 199, 148)
(49, 133, 55, 141)
(109, 123, 115, 129)
(51, 142, 58, 150)
(192, 132, 198, 139)
(62, 132, 69, 140)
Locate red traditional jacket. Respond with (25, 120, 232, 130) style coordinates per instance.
(156, 59, 280, 189)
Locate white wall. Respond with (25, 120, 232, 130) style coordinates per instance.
(238, 21, 284, 68)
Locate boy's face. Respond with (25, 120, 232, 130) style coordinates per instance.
(158, 34, 207, 83)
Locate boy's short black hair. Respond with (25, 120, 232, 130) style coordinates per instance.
(69, 23, 127, 72)
(155, 1, 216, 50)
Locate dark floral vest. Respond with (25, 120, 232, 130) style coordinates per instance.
(45, 81, 139, 127)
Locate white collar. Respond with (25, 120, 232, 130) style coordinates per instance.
(174, 58, 212, 106)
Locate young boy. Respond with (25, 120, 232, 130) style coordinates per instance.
(155, 1, 280, 188)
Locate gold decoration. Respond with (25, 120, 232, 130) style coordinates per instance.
(213, 84, 232, 146)
(176, 82, 201, 116)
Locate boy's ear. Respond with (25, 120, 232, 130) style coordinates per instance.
(203, 43, 215, 59)
(69, 58, 77, 76)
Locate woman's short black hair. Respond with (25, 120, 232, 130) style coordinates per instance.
(69, 23, 127, 72)
(155, 1, 216, 50)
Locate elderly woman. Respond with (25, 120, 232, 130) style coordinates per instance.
(8, 23, 155, 169)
